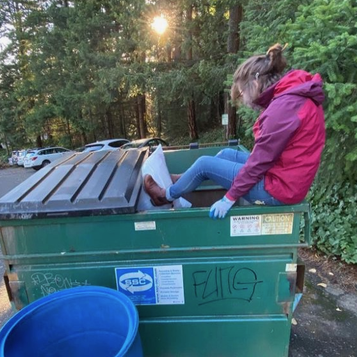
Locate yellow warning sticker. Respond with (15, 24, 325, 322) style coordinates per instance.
(261, 213, 294, 235)
(230, 213, 294, 236)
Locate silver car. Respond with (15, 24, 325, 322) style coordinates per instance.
(82, 138, 129, 152)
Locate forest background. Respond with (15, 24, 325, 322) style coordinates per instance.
(0, 0, 356, 263)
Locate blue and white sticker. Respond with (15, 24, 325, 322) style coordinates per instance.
(115, 265, 184, 306)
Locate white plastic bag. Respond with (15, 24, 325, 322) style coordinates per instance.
(137, 145, 191, 211)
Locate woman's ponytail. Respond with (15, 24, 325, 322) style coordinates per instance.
(266, 43, 288, 74)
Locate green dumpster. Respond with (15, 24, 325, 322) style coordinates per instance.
(0, 144, 309, 357)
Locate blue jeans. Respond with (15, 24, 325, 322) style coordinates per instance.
(169, 148, 282, 205)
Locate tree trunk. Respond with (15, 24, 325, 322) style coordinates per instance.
(136, 94, 147, 138)
(225, 4, 243, 139)
(227, 5, 242, 54)
(185, 4, 199, 140)
(186, 5, 193, 61)
(135, 98, 140, 136)
(173, 10, 183, 61)
(81, 131, 87, 145)
(156, 97, 162, 137)
(210, 98, 218, 125)
(166, 45, 172, 62)
(105, 109, 114, 138)
(36, 135, 42, 148)
(224, 92, 236, 139)
(119, 107, 126, 138)
(187, 98, 198, 140)
(65, 118, 72, 147)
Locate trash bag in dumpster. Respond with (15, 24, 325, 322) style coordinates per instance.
(137, 145, 191, 211)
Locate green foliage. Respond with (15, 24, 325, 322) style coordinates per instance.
(168, 127, 228, 146)
(281, 0, 357, 263)
(309, 182, 357, 264)
(283, 0, 357, 184)
(0, 150, 8, 166)
(194, 127, 227, 144)
(0, 62, 28, 149)
(0, 0, 238, 146)
(237, 0, 357, 263)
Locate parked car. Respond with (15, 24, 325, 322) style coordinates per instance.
(121, 138, 169, 150)
(9, 150, 19, 165)
(8, 151, 15, 165)
(82, 138, 129, 153)
(23, 150, 36, 166)
(16, 150, 30, 166)
(74, 146, 85, 152)
(24, 147, 73, 170)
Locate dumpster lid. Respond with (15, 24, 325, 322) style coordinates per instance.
(0, 148, 148, 220)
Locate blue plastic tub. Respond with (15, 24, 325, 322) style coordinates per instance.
(0, 286, 142, 357)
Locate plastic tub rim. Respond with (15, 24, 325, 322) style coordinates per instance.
(0, 286, 139, 357)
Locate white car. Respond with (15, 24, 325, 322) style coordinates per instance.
(9, 150, 19, 165)
(16, 150, 28, 166)
(121, 138, 169, 150)
(82, 138, 129, 152)
(24, 147, 72, 170)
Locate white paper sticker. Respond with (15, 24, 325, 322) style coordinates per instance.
(134, 221, 156, 231)
(230, 213, 294, 236)
(286, 264, 297, 272)
(230, 215, 262, 236)
(222, 113, 228, 125)
(154, 265, 185, 305)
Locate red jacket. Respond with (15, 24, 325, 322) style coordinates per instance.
(226, 69, 326, 204)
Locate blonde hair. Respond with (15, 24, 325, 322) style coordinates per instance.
(231, 43, 288, 104)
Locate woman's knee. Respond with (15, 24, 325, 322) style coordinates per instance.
(190, 156, 217, 174)
(215, 148, 232, 159)
(216, 148, 249, 163)
(195, 155, 212, 166)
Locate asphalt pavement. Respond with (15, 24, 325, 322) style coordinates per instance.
(0, 166, 356, 356)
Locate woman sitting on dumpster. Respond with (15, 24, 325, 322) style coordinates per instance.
(144, 43, 326, 219)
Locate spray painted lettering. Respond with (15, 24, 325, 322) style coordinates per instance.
(31, 273, 90, 297)
(192, 266, 263, 306)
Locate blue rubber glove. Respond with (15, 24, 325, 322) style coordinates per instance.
(209, 195, 235, 219)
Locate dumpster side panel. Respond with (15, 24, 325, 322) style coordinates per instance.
(7, 252, 297, 356)
(0, 207, 305, 258)
(139, 318, 290, 357)
(10, 255, 297, 315)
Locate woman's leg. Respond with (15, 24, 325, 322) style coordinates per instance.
(213, 149, 281, 205)
(169, 149, 249, 184)
(168, 155, 243, 200)
(215, 148, 250, 164)
(168, 154, 282, 206)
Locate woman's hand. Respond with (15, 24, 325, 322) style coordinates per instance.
(209, 195, 235, 219)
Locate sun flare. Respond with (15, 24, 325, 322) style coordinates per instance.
(151, 16, 168, 35)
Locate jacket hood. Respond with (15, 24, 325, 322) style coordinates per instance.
(255, 69, 325, 108)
